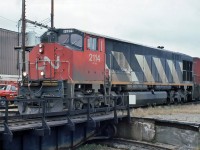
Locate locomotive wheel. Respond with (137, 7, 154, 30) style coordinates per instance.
(167, 99, 171, 105)
(110, 99, 114, 107)
(117, 97, 123, 106)
(152, 103, 156, 107)
(82, 104, 92, 110)
(103, 123, 117, 138)
(94, 99, 101, 108)
(74, 100, 83, 110)
(17, 99, 63, 114)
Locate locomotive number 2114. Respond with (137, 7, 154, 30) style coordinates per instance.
(89, 54, 101, 63)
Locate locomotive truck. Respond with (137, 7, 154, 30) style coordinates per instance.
(16, 28, 200, 114)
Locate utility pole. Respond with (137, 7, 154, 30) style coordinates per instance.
(20, 0, 53, 79)
(22, 0, 26, 78)
(51, 0, 54, 28)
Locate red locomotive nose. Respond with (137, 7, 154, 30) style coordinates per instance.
(29, 43, 72, 81)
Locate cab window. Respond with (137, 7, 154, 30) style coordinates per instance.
(41, 31, 57, 43)
(87, 37, 98, 51)
(70, 34, 83, 48)
(58, 34, 70, 45)
(58, 33, 83, 51)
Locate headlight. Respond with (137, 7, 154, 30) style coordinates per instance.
(40, 71, 45, 76)
(23, 71, 27, 77)
(39, 48, 43, 53)
(39, 43, 43, 48)
(39, 44, 44, 53)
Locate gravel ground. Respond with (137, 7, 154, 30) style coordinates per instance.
(145, 114, 200, 123)
(131, 104, 200, 123)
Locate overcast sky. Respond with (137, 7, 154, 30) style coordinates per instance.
(0, 0, 200, 57)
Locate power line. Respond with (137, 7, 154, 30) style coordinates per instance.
(26, 19, 50, 29)
(0, 16, 17, 23)
(40, 18, 51, 24)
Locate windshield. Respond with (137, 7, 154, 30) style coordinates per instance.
(58, 33, 83, 51)
(41, 29, 84, 51)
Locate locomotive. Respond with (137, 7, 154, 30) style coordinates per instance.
(17, 28, 200, 114)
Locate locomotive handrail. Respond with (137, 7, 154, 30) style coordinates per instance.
(0, 95, 129, 123)
(19, 59, 73, 83)
(32, 59, 72, 81)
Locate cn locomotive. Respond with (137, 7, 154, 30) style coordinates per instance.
(17, 28, 200, 114)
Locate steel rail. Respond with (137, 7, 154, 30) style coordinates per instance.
(99, 138, 178, 150)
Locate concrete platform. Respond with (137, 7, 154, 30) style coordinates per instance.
(116, 114, 200, 150)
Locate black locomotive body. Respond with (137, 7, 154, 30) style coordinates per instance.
(105, 37, 193, 106)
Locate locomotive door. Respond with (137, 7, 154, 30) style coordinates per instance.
(83, 35, 105, 82)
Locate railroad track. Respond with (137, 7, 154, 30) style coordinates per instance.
(92, 138, 178, 150)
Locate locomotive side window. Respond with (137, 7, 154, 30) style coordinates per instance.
(88, 37, 98, 51)
(183, 60, 193, 81)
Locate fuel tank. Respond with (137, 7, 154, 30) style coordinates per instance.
(127, 91, 167, 106)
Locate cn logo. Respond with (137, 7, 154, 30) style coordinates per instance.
(36, 56, 60, 70)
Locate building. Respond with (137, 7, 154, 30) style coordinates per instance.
(0, 28, 40, 82)
(0, 28, 20, 82)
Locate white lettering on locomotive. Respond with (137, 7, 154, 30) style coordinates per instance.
(36, 56, 60, 70)
(89, 54, 100, 63)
